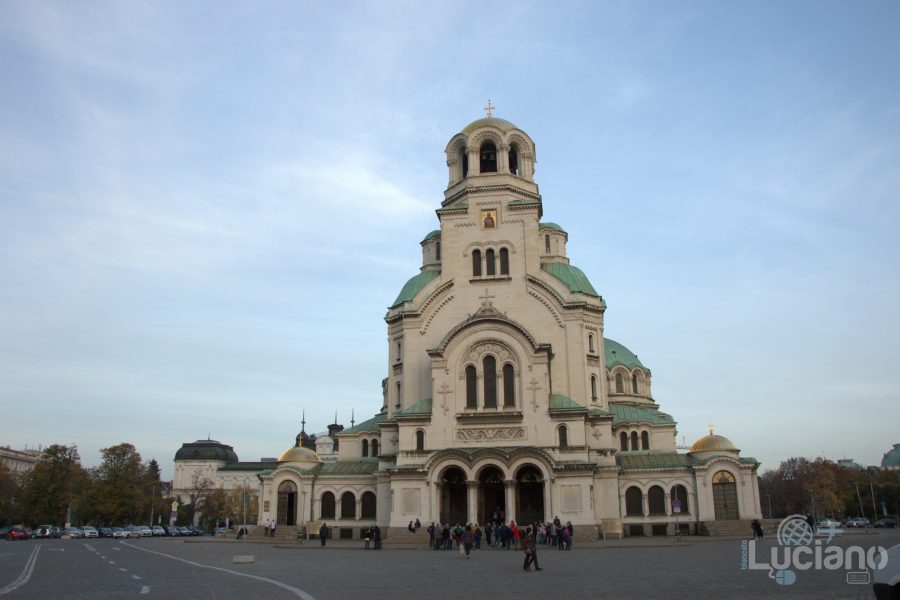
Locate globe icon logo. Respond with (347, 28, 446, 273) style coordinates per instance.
(777, 515, 813, 546)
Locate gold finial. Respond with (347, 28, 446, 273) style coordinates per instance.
(484, 99, 495, 118)
(708, 421, 715, 436)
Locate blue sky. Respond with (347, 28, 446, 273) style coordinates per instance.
(2, 1, 898, 480)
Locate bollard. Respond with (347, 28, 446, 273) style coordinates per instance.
(232, 555, 255, 564)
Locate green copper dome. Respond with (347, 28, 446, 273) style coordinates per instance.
(422, 230, 441, 242)
(604, 338, 646, 371)
(882, 443, 900, 468)
(389, 270, 441, 309)
(539, 222, 567, 234)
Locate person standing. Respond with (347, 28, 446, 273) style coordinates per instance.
(427, 522, 436, 548)
(264, 519, 270, 537)
(522, 528, 542, 571)
(373, 524, 381, 549)
(270, 520, 277, 539)
(461, 524, 474, 560)
(319, 522, 328, 547)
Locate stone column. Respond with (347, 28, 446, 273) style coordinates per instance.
(468, 148, 479, 176)
(504, 480, 517, 524)
(356, 497, 362, 521)
(467, 481, 479, 525)
(433, 482, 443, 524)
(543, 482, 552, 523)
(499, 143, 510, 174)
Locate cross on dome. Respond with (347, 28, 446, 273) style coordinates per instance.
(483, 99, 495, 118)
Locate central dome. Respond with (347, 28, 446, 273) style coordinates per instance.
(277, 446, 322, 466)
(462, 117, 519, 134)
(690, 434, 739, 453)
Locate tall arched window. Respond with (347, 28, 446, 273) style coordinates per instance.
(479, 141, 497, 173)
(483, 355, 497, 408)
(648, 486, 666, 514)
(545, 235, 551, 254)
(558, 425, 568, 449)
(620, 431, 628, 451)
(499, 248, 509, 275)
(340, 492, 356, 519)
(361, 491, 377, 519)
(632, 373, 639, 394)
(436, 241, 441, 261)
(588, 335, 594, 353)
(461, 149, 468, 177)
(371, 439, 379, 457)
(396, 382, 401, 407)
(625, 486, 643, 516)
(641, 431, 650, 450)
(472, 249, 482, 276)
(361, 439, 369, 457)
(502, 363, 515, 407)
(509, 146, 519, 176)
(615, 373, 624, 394)
(465, 365, 477, 408)
(416, 429, 424, 451)
(485, 249, 496, 276)
(591, 375, 598, 401)
(630, 431, 639, 451)
(321, 492, 336, 519)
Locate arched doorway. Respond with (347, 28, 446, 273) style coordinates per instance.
(439, 467, 467, 526)
(478, 466, 505, 524)
(277, 481, 297, 526)
(516, 466, 545, 525)
(712, 471, 739, 520)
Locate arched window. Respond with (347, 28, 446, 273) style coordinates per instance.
(340, 492, 356, 519)
(371, 439, 379, 457)
(509, 146, 519, 176)
(625, 486, 643, 516)
(630, 431, 639, 451)
(461, 149, 468, 177)
(485, 248, 496, 276)
(620, 431, 628, 451)
(479, 141, 497, 173)
(502, 363, 515, 407)
(588, 334, 594, 353)
(416, 429, 424, 451)
(321, 492, 336, 519)
(396, 382, 401, 407)
(499, 248, 509, 275)
(591, 375, 598, 401)
(483, 356, 497, 408)
(615, 373, 624, 394)
(361, 491, 377, 519)
(436, 241, 441, 261)
(558, 425, 568, 449)
(545, 235, 551, 254)
(671, 485, 689, 514)
(465, 365, 477, 408)
(648, 486, 666, 515)
(472, 249, 482, 276)
(632, 373, 639, 394)
(641, 431, 650, 450)
(361, 439, 369, 457)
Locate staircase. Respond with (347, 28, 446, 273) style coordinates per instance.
(246, 525, 300, 543)
(382, 528, 432, 547)
(701, 520, 753, 537)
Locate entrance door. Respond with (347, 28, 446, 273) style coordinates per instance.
(712, 471, 739, 520)
(277, 481, 297, 526)
(516, 466, 545, 525)
(440, 467, 467, 525)
(479, 466, 505, 524)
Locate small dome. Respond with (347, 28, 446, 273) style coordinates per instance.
(604, 338, 646, 371)
(462, 117, 519, 135)
(277, 446, 322, 466)
(882, 443, 900, 468)
(690, 434, 739, 453)
(174, 440, 239, 462)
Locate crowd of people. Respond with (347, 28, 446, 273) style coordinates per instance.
(422, 513, 574, 553)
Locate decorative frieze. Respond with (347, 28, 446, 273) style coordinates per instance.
(456, 427, 525, 441)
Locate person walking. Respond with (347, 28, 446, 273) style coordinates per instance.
(461, 524, 474, 559)
(264, 519, 271, 537)
(373, 524, 381, 549)
(270, 520, 277, 539)
(522, 528, 542, 571)
(364, 527, 371, 550)
(319, 522, 329, 547)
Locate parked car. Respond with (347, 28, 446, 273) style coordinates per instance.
(138, 526, 153, 537)
(873, 542, 900, 600)
(64, 527, 83, 538)
(176, 527, 191, 536)
(151, 526, 166, 536)
(875, 519, 898, 529)
(213, 527, 226, 536)
(0, 527, 11, 538)
(111, 527, 127, 539)
(124, 526, 141, 538)
(98, 527, 113, 538)
(31, 525, 55, 539)
(189, 527, 204, 536)
(81, 526, 99, 538)
(8, 526, 31, 540)
(164, 526, 180, 536)
(50, 525, 61, 538)
(846, 517, 872, 528)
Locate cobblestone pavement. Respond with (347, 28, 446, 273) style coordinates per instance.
(1, 529, 897, 599)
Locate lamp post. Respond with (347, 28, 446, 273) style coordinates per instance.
(766, 494, 772, 519)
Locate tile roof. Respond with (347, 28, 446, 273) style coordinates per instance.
(340, 412, 388, 434)
(541, 263, 599, 297)
(609, 403, 675, 426)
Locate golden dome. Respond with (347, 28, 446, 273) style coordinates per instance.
(689, 434, 739, 453)
(277, 446, 322, 465)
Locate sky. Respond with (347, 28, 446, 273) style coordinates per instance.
(1, 1, 898, 481)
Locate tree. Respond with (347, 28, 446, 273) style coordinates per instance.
(143, 459, 166, 526)
(179, 472, 214, 526)
(0, 462, 20, 525)
(93, 443, 146, 525)
(226, 486, 258, 526)
(18, 445, 86, 525)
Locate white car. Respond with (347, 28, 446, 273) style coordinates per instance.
(138, 526, 153, 537)
(873, 543, 900, 600)
(81, 526, 99, 538)
(111, 527, 128, 539)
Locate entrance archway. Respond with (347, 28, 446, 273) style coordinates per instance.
(439, 467, 467, 526)
(277, 481, 297, 526)
(516, 465, 545, 525)
(478, 466, 505, 524)
(712, 471, 739, 520)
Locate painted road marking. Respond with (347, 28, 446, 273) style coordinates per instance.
(132, 575, 141, 580)
(122, 542, 316, 600)
(119, 568, 127, 572)
(108, 561, 115, 565)
(140, 586, 150, 594)
(0, 544, 41, 596)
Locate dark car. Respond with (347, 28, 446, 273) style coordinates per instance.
(99, 527, 113, 538)
(189, 527, 204, 536)
(875, 519, 898, 529)
(176, 527, 191, 536)
(164, 526, 180, 536)
(8, 526, 31, 540)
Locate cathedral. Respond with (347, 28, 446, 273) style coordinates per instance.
(174, 111, 762, 539)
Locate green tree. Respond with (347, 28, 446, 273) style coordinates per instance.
(143, 458, 166, 526)
(18, 445, 86, 525)
(0, 462, 20, 525)
(93, 443, 146, 525)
